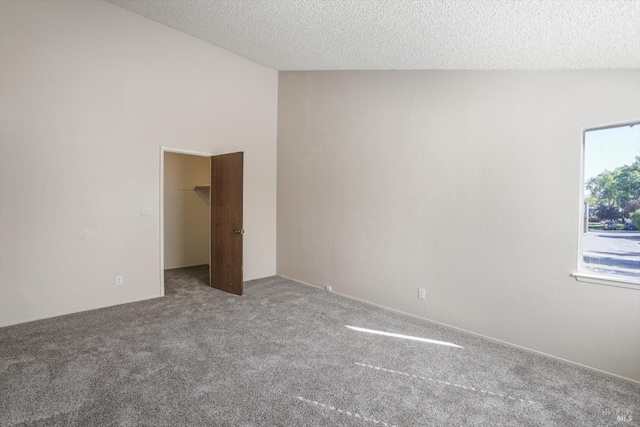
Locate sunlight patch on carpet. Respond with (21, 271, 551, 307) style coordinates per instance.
(346, 325, 463, 348)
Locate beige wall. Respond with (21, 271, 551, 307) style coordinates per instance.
(277, 70, 640, 381)
(163, 153, 210, 270)
(0, 0, 278, 326)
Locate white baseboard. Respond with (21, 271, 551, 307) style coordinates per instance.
(277, 274, 640, 386)
(0, 294, 162, 328)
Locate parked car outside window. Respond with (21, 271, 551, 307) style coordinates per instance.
(623, 221, 638, 230)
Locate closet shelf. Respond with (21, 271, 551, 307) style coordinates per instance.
(193, 185, 210, 191)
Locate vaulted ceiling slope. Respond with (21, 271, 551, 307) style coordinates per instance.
(106, 0, 639, 70)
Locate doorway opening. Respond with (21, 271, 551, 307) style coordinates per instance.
(160, 147, 245, 297)
(161, 148, 212, 296)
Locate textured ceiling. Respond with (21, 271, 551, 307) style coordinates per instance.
(106, 0, 640, 70)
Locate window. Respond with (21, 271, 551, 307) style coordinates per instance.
(576, 122, 640, 286)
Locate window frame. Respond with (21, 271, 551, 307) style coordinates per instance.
(573, 120, 640, 289)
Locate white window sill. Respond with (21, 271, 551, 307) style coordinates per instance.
(572, 272, 640, 289)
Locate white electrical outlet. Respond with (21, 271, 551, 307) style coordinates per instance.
(116, 276, 123, 286)
(418, 288, 426, 300)
(326, 285, 332, 292)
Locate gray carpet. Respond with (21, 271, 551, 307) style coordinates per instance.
(1, 266, 638, 426)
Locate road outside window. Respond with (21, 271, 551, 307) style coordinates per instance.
(582, 123, 640, 281)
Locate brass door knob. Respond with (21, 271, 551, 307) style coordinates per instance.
(234, 229, 245, 234)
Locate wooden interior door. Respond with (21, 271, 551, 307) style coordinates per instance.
(210, 152, 244, 295)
